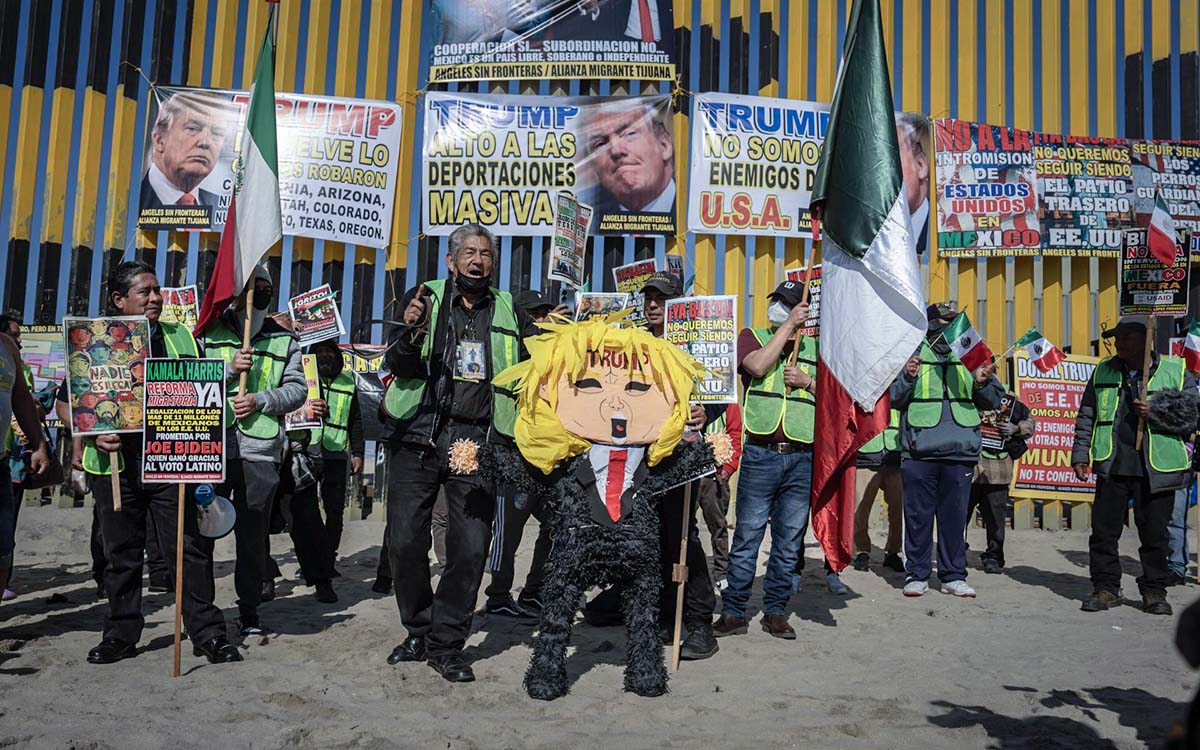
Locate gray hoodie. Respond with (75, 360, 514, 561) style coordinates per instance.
(218, 318, 308, 463)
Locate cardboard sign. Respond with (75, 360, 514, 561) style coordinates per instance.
(575, 292, 631, 321)
(289, 284, 345, 347)
(64, 316, 151, 436)
(160, 286, 199, 329)
(142, 358, 225, 482)
(663, 295, 738, 403)
(612, 259, 659, 327)
(1119, 227, 1192, 317)
(1011, 351, 1099, 499)
(784, 264, 822, 337)
(548, 192, 592, 289)
(285, 355, 323, 431)
(979, 393, 1015, 455)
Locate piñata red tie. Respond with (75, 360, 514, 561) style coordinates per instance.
(605, 448, 628, 522)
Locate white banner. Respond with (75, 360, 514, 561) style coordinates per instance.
(688, 93, 829, 238)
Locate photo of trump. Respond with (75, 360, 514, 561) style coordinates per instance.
(139, 91, 231, 216)
(577, 97, 676, 234)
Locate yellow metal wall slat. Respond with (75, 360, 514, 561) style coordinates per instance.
(1011, 0, 1035, 345)
(387, 0, 423, 276)
(982, 0, 1006, 353)
(692, 0, 719, 295)
(1068, 0, 1091, 355)
(1040, 0, 1063, 347)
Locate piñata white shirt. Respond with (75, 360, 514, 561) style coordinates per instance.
(588, 444, 645, 500)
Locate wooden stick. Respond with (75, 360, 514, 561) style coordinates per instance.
(670, 482, 692, 672)
(109, 449, 122, 512)
(784, 257, 816, 393)
(237, 283, 254, 397)
(1135, 325, 1154, 450)
(173, 484, 185, 678)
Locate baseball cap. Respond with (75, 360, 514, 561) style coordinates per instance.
(768, 280, 805, 308)
(641, 272, 684, 297)
(926, 302, 958, 322)
(1101, 316, 1149, 339)
(514, 289, 553, 312)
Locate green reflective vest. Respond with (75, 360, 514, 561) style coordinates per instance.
(859, 408, 901, 454)
(907, 341, 981, 429)
(317, 371, 355, 453)
(83, 321, 198, 476)
(1089, 355, 1189, 472)
(381, 279, 520, 437)
(204, 321, 292, 440)
(742, 329, 817, 443)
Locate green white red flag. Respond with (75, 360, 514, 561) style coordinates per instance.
(1183, 320, 1200, 373)
(944, 312, 993, 371)
(1148, 189, 1178, 267)
(1014, 327, 1066, 372)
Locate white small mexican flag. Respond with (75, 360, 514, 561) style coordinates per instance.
(1015, 327, 1066, 372)
(943, 312, 993, 371)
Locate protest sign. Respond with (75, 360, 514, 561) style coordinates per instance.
(784, 264, 822, 337)
(1035, 136, 1135, 257)
(340, 344, 387, 441)
(285, 355, 323, 431)
(1129, 140, 1200, 255)
(688, 94, 829, 237)
(142, 358, 225, 482)
(422, 92, 676, 237)
(160, 286, 199, 329)
(1012, 351, 1098, 499)
(663, 295, 737, 403)
(574, 292, 631, 321)
(666, 253, 684, 281)
(289, 285, 345, 347)
(612, 259, 658, 326)
(548, 192, 592, 288)
(137, 87, 402, 247)
(933, 120, 1041, 257)
(979, 393, 1016, 455)
(426, 0, 674, 84)
(19, 324, 66, 426)
(63, 316, 150, 437)
(1119, 228, 1191, 317)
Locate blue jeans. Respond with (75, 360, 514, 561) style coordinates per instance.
(1168, 486, 1190, 577)
(901, 459, 974, 583)
(721, 444, 812, 617)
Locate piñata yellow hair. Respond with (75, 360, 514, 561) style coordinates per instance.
(494, 313, 709, 474)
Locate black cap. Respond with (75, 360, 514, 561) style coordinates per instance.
(641, 271, 684, 298)
(514, 289, 553, 312)
(1101, 316, 1149, 339)
(926, 302, 957, 323)
(768, 280, 805, 308)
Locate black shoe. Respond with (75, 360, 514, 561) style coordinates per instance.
(260, 579, 276, 602)
(194, 636, 244, 663)
(882, 552, 905, 573)
(1166, 570, 1186, 587)
(516, 591, 543, 614)
(148, 575, 172, 593)
(87, 638, 137, 664)
(371, 576, 393, 594)
(428, 653, 475, 683)
(314, 581, 338, 604)
(982, 558, 1003, 575)
(96, 583, 106, 600)
(485, 597, 539, 622)
(852, 553, 870, 572)
(1143, 591, 1173, 616)
(679, 621, 719, 660)
(238, 613, 265, 636)
(1081, 590, 1123, 612)
(387, 635, 427, 665)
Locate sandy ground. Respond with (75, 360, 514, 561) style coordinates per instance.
(0, 505, 1196, 750)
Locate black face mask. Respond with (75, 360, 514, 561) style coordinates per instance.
(454, 273, 490, 296)
(316, 358, 342, 379)
(253, 289, 272, 310)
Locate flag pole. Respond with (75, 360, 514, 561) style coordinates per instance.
(1135, 323, 1154, 450)
(670, 482, 692, 671)
(238, 283, 254, 396)
(784, 245, 815, 393)
(172, 484, 186, 677)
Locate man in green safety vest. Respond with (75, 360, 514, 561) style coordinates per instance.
(202, 266, 307, 636)
(1071, 317, 1194, 616)
(890, 303, 1004, 600)
(715, 279, 815, 641)
(851, 408, 905, 574)
(381, 223, 538, 684)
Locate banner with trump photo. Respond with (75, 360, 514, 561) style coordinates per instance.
(137, 86, 403, 247)
(422, 92, 676, 237)
(427, 0, 675, 84)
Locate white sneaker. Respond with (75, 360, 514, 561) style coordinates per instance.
(902, 580, 929, 597)
(941, 580, 977, 598)
(825, 573, 848, 595)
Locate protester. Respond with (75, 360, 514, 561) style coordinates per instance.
(203, 266, 306, 635)
(969, 395, 1036, 574)
(1, 310, 34, 601)
(890, 303, 1004, 599)
(380, 223, 538, 683)
(309, 339, 365, 572)
(483, 290, 563, 621)
(851, 408, 905, 573)
(77, 262, 239, 664)
(715, 280, 814, 640)
(697, 401, 742, 591)
(1167, 484, 1191, 586)
(1071, 317, 1194, 615)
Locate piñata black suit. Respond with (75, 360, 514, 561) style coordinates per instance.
(482, 438, 713, 700)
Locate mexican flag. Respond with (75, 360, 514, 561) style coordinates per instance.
(807, 0, 927, 572)
(1015, 327, 1066, 372)
(1148, 190, 1178, 267)
(195, 6, 281, 336)
(1184, 321, 1200, 373)
(944, 312, 993, 371)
